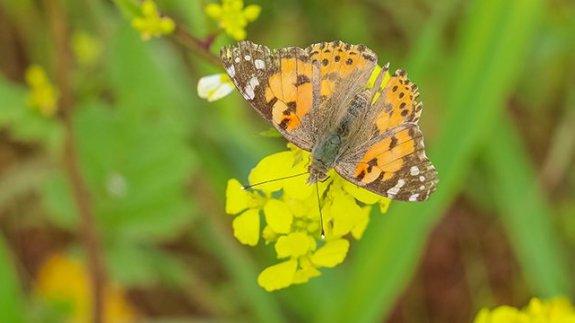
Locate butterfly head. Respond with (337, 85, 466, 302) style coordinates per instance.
(306, 161, 329, 184)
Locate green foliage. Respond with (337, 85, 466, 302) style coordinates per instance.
(0, 0, 574, 322)
(0, 237, 25, 323)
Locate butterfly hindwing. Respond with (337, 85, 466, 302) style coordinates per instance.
(335, 70, 438, 201)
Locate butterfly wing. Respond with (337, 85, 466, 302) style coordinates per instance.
(221, 41, 315, 150)
(220, 41, 378, 151)
(304, 41, 378, 142)
(335, 70, 438, 201)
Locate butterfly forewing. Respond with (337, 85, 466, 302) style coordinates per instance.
(221, 41, 314, 150)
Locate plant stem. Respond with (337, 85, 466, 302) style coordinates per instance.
(171, 23, 222, 67)
(45, 0, 106, 322)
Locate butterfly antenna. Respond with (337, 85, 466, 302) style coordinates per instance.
(242, 171, 308, 190)
(315, 181, 325, 239)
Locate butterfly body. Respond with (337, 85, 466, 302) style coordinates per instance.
(221, 41, 438, 201)
(308, 89, 372, 184)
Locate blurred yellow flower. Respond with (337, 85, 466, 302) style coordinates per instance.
(35, 253, 137, 323)
(205, 0, 261, 40)
(131, 0, 175, 40)
(474, 297, 575, 323)
(72, 31, 102, 67)
(197, 73, 235, 102)
(225, 144, 390, 291)
(25, 65, 59, 117)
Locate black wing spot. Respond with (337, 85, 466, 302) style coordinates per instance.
(389, 136, 398, 149)
(356, 170, 366, 181)
(286, 101, 297, 112)
(279, 119, 289, 130)
(400, 109, 409, 117)
(399, 102, 406, 109)
(295, 75, 311, 86)
(322, 58, 329, 66)
(346, 58, 353, 65)
(335, 55, 341, 62)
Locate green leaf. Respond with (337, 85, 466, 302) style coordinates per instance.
(0, 235, 25, 323)
(484, 117, 571, 296)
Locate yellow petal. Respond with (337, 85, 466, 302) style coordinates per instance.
(159, 17, 175, 34)
(275, 232, 312, 259)
(329, 195, 362, 237)
(380, 198, 391, 214)
(141, 0, 157, 17)
(293, 257, 321, 284)
(249, 151, 295, 194)
(472, 309, 490, 323)
(282, 152, 313, 200)
(232, 209, 260, 246)
(264, 199, 293, 234)
(243, 5, 261, 21)
(262, 225, 278, 243)
(257, 260, 297, 292)
(311, 239, 349, 268)
(225, 179, 251, 215)
(350, 206, 371, 240)
(488, 306, 528, 322)
(197, 73, 235, 102)
(342, 179, 381, 204)
(204, 4, 222, 18)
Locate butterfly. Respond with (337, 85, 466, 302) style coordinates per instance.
(220, 40, 438, 201)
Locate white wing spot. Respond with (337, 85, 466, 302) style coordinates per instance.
(234, 57, 241, 63)
(386, 179, 405, 196)
(409, 194, 419, 201)
(419, 176, 425, 182)
(419, 185, 425, 190)
(244, 55, 252, 61)
(243, 76, 260, 100)
(226, 65, 235, 78)
(255, 59, 266, 70)
(410, 166, 420, 176)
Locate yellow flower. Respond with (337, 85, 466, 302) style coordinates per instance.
(474, 297, 575, 323)
(225, 143, 390, 291)
(35, 253, 137, 323)
(197, 73, 235, 102)
(71, 31, 102, 67)
(131, 0, 175, 40)
(205, 0, 261, 40)
(25, 65, 59, 117)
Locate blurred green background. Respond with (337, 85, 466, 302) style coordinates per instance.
(1, 0, 574, 322)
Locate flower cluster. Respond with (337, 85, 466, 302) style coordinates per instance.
(226, 144, 390, 291)
(205, 0, 261, 40)
(25, 65, 59, 117)
(131, 0, 175, 40)
(474, 297, 575, 323)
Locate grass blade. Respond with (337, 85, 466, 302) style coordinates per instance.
(326, 0, 544, 322)
(484, 117, 571, 296)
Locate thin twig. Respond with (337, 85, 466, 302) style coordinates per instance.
(45, 0, 106, 322)
(170, 23, 222, 67)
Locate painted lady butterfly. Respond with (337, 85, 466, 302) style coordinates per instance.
(221, 41, 437, 201)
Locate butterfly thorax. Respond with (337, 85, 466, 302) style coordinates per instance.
(307, 134, 342, 184)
